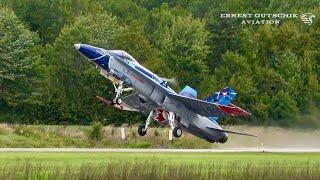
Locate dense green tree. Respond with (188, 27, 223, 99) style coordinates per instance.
(100, 0, 148, 25)
(145, 4, 210, 94)
(112, 23, 168, 76)
(0, 0, 319, 127)
(204, 8, 242, 69)
(269, 91, 299, 126)
(133, 0, 166, 10)
(38, 13, 122, 124)
(0, 6, 40, 121)
(1, 0, 69, 44)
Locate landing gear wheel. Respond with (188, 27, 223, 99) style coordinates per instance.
(113, 98, 122, 105)
(173, 127, 182, 138)
(138, 124, 147, 136)
(116, 98, 122, 105)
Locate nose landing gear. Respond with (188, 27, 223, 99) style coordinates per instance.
(138, 124, 147, 136)
(112, 81, 132, 105)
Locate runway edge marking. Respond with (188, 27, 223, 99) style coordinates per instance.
(0, 148, 319, 153)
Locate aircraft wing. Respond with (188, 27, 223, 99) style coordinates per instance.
(120, 93, 158, 114)
(96, 93, 158, 115)
(167, 93, 226, 117)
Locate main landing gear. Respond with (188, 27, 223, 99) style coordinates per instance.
(138, 124, 147, 136)
(138, 110, 182, 138)
(138, 110, 155, 136)
(112, 81, 132, 105)
(168, 111, 182, 138)
(173, 127, 182, 138)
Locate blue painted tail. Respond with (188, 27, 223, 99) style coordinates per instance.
(204, 87, 237, 106)
(205, 87, 237, 122)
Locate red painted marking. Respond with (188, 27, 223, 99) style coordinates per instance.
(218, 104, 251, 117)
(154, 108, 169, 125)
(154, 109, 166, 122)
(96, 95, 122, 110)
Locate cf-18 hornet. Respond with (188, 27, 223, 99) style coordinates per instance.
(74, 44, 256, 143)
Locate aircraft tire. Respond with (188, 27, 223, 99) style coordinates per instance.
(138, 124, 147, 136)
(116, 98, 122, 105)
(173, 127, 182, 138)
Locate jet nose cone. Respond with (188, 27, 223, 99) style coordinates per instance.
(74, 43, 110, 71)
(74, 43, 101, 59)
(74, 43, 81, 50)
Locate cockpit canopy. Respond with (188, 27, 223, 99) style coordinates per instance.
(109, 50, 139, 64)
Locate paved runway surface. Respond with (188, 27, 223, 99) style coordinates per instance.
(0, 148, 319, 153)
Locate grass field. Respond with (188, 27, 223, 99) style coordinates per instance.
(0, 124, 319, 149)
(0, 124, 214, 148)
(0, 152, 319, 179)
(0, 124, 319, 179)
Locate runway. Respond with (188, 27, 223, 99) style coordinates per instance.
(0, 148, 319, 153)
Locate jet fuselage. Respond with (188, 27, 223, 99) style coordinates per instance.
(75, 44, 228, 143)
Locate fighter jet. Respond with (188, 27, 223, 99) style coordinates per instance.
(74, 44, 257, 143)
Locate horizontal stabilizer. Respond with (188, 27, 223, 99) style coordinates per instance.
(207, 127, 258, 138)
(218, 104, 251, 117)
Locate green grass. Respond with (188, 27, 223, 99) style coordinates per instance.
(1, 124, 319, 149)
(0, 152, 319, 179)
(0, 124, 214, 148)
(0, 152, 319, 165)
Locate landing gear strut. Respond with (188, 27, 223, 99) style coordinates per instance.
(112, 81, 132, 105)
(168, 112, 182, 138)
(138, 110, 155, 136)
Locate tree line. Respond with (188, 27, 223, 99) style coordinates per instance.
(0, 0, 319, 127)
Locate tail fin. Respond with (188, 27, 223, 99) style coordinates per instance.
(205, 87, 251, 117)
(204, 87, 237, 105)
(179, 85, 197, 99)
